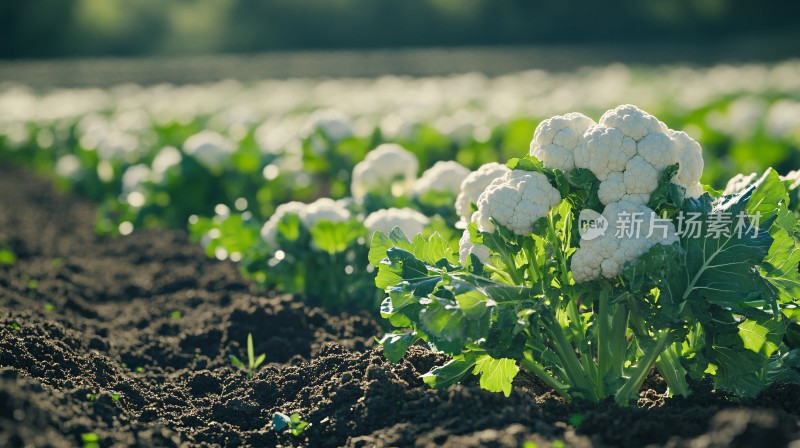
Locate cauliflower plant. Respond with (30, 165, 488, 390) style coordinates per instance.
(571, 201, 678, 282)
(351, 144, 419, 201)
(364, 208, 430, 238)
(529, 112, 596, 172)
(260, 201, 306, 247)
(412, 160, 470, 199)
(474, 170, 562, 235)
(183, 130, 236, 172)
(532, 105, 705, 205)
(455, 162, 511, 222)
(299, 198, 352, 229)
(458, 228, 490, 266)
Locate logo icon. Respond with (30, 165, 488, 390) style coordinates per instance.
(578, 210, 608, 241)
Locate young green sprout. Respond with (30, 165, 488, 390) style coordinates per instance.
(230, 333, 266, 375)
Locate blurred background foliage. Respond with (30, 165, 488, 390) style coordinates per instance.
(2, 0, 800, 59)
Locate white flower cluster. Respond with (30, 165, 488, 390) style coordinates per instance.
(530, 105, 705, 206)
(411, 160, 471, 199)
(260, 198, 351, 248)
(364, 208, 430, 238)
(455, 162, 511, 223)
(351, 144, 419, 201)
(474, 170, 562, 236)
(571, 201, 678, 282)
(183, 130, 236, 172)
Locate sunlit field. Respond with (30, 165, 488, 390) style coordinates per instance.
(2, 59, 800, 447)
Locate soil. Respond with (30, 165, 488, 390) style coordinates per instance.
(1, 163, 799, 448)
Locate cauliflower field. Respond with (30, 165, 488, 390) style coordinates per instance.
(2, 61, 800, 447)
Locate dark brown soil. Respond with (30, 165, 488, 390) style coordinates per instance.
(1, 163, 799, 448)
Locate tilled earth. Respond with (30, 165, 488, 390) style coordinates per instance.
(1, 164, 799, 447)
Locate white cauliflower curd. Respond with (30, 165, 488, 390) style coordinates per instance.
(299, 198, 352, 229)
(364, 208, 430, 238)
(458, 229, 491, 266)
(351, 144, 419, 201)
(455, 162, 511, 222)
(529, 112, 596, 172)
(412, 160, 470, 198)
(531, 105, 705, 205)
(474, 170, 562, 236)
(183, 130, 236, 172)
(571, 201, 678, 282)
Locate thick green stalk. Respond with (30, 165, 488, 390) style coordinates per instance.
(498, 249, 523, 285)
(520, 355, 569, 398)
(522, 245, 540, 284)
(542, 316, 598, 402)
(655, 343, 691, 397)
(614, 329, 673, 405)
(609, 303, 629, 378)
(595, 288, 611, 398)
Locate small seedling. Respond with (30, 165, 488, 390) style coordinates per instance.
(135, 367, 144, 373)
(81, 433, 99, 448)
(170, 311, 182, 320)
(0, 248, 16, 266)
(111, 392, 121, 401)
(230, 333, 266, 375)
(272, 412, 310, 436)
(43, 303, 54, 312)
(51, 258, 64, 268)
(10, 322, 20, 331)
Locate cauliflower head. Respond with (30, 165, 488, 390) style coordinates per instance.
(299, 198, 351, 229)
(474, 170, 562, 236)
(529, 112, 596, 172)
(412, 160, 471, 198)
(570, 104, 705, 205)
(458, 229, 491, 266)
(183, 130, 236, 172)
(364, 207, 430, 238)
(455, 162, 511, 221)
(351, 144, 419, 201)
(571, 201, 678, 282)
(260, 201, 306, 247)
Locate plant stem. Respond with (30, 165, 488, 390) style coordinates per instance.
(614, 329, 673, 405)
(595, 288, 611, 398)
(609, 303, 629, 378)
(499, 249, 523, 285)
(655, 343, 691, 397)
(542, 316, 598, 402)
(520, 355, 569, 398)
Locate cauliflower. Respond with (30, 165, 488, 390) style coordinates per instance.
(260, 201, 306, 247)
(412, 160, 471, 198)
(459, 229, 491, 266)
(723, 172, 759, 196)
(298, 198, 351, 229)
(351, 144, 419, 201)
(529, 112, 596, 172)
(535, 105, 705, 206)
(309, 109, 353, 143)
(364, 208, 430, 238)
(455, 162, 511, 222)
(474, 170, 562, 235)
(571, 201, 678, 282)
(183, 130, 236, 172)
